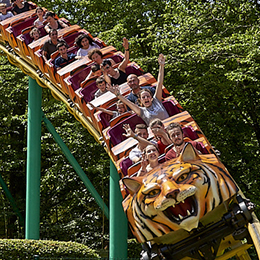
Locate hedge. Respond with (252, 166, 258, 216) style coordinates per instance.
(0, 239, 100, 259)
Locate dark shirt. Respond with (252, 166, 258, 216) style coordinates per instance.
(42, 39, 65, 60)
(12, 2, 31, 14)
(127, 86, 155, 105)
(110, 69, 127, 86)
(45, 20, 65, 31)
(54, 53, 76, 69)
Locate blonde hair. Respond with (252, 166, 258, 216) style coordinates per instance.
(29, 28, 41, 39)
(0, 3, 7, 8)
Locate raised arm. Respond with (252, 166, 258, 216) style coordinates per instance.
(87, 102, 114, 116)
(123, 124, 153, 150)
(118, 38, 129, 73)
(155, 53, 165, 101)
(44, 25, 51, 34)
(101, 64, 112, 85)
(107, 84, 141, 116)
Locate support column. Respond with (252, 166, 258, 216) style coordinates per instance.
(109, 160, 128, 259)
(25, 77, 42, 239)
(42, 114, 109, 218)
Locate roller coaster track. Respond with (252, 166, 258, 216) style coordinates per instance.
(1, 3, 260, 259)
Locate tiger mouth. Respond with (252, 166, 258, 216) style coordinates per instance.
(163, 196, 196, 223)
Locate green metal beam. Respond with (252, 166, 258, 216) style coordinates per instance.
(0, 173, 24, 227)
(42, 114, 109, 219)
(25, 77, 42, 239)
(109, 160, 128, 259)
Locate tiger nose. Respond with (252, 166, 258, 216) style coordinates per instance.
(166, 189, 180, 200)
(162, 182, 180, 199)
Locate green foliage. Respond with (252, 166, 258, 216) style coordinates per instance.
(127, 239, 142, 259)
(0, 239, 100, 258)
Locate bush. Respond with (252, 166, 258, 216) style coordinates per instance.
(127, 239, 142, 259)
(0, 239, 100, 259)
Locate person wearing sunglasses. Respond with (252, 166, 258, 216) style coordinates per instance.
(42, 29, 66, 62)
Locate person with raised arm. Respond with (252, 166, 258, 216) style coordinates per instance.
(149, 118, 172, 154)
(123, 123, 157, 163)
(107, 53, 169, 125)
(137, 144, 160, 177)
(88, 100, 128, 121)
(102, 38, 129, 86)
(11, 0, 32, 15)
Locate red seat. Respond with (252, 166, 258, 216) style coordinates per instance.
(106, 114, 146, 147)
(79, 81, 98, 103)
(125, 62, 143, 76)
(119, 157, 133, 177)
(162, 100, 181, 117)
(182, 125, 199, 140)
(6, 16, 37, 48)
(97, 104, 116, 129)
(17, 26, 48, 57)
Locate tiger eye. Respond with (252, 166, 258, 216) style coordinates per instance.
(177, 173, 188, 182)
(147, 189, 160, 198)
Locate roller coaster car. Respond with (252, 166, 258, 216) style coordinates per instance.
(6, 15, 37, 49)
(64, 50, 124, 102)
(16, 25, 47, 58)
(0, 9, 36, 41)
(34, 28, 91, 75)
(122, 143, 256, 260)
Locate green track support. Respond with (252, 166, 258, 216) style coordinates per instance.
(0, 173, 24, 227)
(42, 114, 109, 219)
(25, 77, 42, 239)
(109, 160, 128, 259)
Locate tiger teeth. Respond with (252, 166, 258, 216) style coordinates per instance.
(178, 214, 183, 220)
(187, 210, 191, 216)
(182, 201, 185, 204)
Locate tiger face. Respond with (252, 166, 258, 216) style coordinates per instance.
(122, 143, 238, 243)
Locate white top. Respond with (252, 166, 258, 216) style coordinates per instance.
(34, 18, 46, 27)
(139, 97, 169, 125)
(76, 43, 100, 57)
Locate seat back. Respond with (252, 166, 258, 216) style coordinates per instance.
(68, 66, 92, 92)
(119, 157, 133, 177)
(81, 81, 98, 103)
(182, 125, 199, 140)
(21, 25, 48, 45)
(107, 114, 146, 146)
(125, 62, 143, 76)
(127, 161, 141, 177)
(162, 100, 181, 117)
(11, 16, 37, 38)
